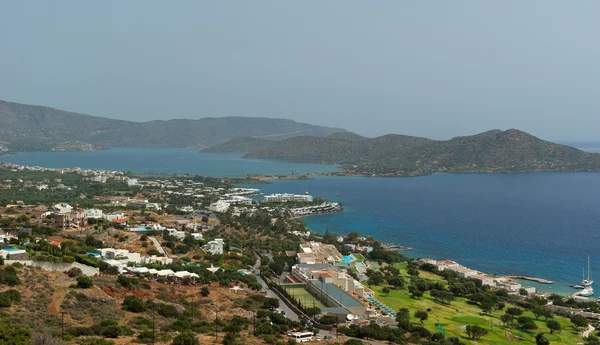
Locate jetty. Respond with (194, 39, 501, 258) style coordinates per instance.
(507, 275, 554, 284)
(382, 243, 414, 251)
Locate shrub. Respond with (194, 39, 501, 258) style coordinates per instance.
(76, 276, 94, 289)
(122, 295, 146, 313)
(157, 303, 180, 318)
(67, 267, 83, 277)
(171, 331, 199, 345)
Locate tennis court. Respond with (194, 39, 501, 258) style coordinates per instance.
(285, 285, 327, 309)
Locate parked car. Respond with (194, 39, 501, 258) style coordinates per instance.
(324, 335, 333, 340)
(316, 336, 321, 342)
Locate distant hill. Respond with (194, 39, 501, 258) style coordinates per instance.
(0, 100, 345, 152)
(207, 129, 600, 176)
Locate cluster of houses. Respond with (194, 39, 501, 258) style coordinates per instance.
(419, 258, 532, 293)
(0, 163, 125, 177)
(91, 237, 224, 274)
(288, 202, 342, 218)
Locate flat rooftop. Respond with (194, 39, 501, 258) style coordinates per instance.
(310, 279, 363, 308)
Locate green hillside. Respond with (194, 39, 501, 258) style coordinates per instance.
(207, 129, 600, 176)
(0, 100, 345, 152)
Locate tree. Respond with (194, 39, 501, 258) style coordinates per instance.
(500, 314, 513, 328)
(382, 287, 390, 295)
(546, 319, 561, 334)
(396, 308, 411, 330)
(535, 333, 550, 345)
(122, 295, 146, 313)
(570, 314, 588, 329)
(414, 310, 428, 324)
(480, 300, 495, 314)
(506, 307, 523, 317)
(201, 286, 210, 297)
(519, 288, 529, 296)
(465, 325, 488, 340)
(76, 276, 94, 289)
(532, 307, 553, 321)
(172, 332, 200, 345)
(517, 316, 538, 331)
(387, 276, 404, 289)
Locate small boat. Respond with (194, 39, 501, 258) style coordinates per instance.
(579, 286, 595, 297)
(571, 284, 585, 289)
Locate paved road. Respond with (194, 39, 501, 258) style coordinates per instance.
(254, 254, 299, 321)
(149, 236, 168, 258)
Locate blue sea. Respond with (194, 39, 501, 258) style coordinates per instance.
(245, 174, 600, 295)
(0, 147, 338, 177)
(3, 147, 600, 294)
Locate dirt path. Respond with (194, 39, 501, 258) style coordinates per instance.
(48, 275, 71, 315)
(583, 324, 596, 339)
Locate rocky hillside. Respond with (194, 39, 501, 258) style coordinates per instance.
(207, 129, 600, 176)
(0, 100, 345, 152)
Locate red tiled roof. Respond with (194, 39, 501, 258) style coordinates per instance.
(112, 217, 129, 224)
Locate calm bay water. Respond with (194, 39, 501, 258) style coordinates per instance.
(0, 147, 338, 177)
(3, 147, 600, 294)
(246, 174, 600, 294)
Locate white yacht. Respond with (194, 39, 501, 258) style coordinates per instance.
(579, 286, 595, 297)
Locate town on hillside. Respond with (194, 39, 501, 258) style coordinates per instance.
(0, 162, 597, 345)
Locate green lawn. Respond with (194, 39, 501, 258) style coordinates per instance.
(372, 280, 584, 345)
(389, 262, 447, 284)
(286, 286, 327, 309)
(353, 254, 365, 263)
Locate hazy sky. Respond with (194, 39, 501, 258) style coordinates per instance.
(1, 1, 599, 140)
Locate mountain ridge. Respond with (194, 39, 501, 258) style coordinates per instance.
(206, 129, 600, 176)
(0, 100, 346, 151)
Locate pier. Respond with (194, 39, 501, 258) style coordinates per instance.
(507, 275, 554, 284)
(381, 243, 414, 251)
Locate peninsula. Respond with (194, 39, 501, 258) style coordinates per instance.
(205, 129, 600, 177)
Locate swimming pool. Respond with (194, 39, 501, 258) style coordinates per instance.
(2, 247, 22, 252)
(341, 255, 354, 264)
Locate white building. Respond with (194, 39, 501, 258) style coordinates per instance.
(54, 203, 73, 214)
(127, 178, 140, 187)
(179, 205, 194, 213)
(471, 274, 496, 287)
(205, 238, 224, 255)
(103, 213, 126, 221)
(165, 228, 186, 240)
(220, 196, 253, 205)
(191, 233, 203, 240)
(208, 200, 230, 213)
(264, 193, 313, 202)
(97, 248, 142, 264)
(145, 203, 162, 211)
(84, 208, 104, 219)
(91, 175, 107, 183)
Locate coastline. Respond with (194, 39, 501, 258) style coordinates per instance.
(1, 157, 593, 298)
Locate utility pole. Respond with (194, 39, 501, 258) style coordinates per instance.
(215, 307, 219, 343)
(152, 311, 156, 345)
(191, 296, 195, 320)
(60, 312, 66, 340)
